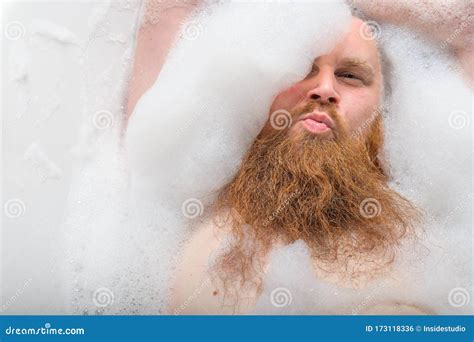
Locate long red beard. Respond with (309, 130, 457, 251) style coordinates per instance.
(211, 103, 420, 299)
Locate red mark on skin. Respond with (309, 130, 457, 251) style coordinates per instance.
(212, 291, 218, 296)
(293, 84, 306, 101)
(284, 84, 306, 104)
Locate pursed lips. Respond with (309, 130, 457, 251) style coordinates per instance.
(298, 111, 335, 133)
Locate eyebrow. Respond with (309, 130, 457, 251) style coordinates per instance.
(338, 58, 375, 81)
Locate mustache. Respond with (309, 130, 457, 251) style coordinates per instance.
(291, 101, 348, 140)
(292, 101, 338, 121)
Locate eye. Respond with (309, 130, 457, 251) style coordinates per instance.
(336, 72, 360, 80)
(336, 71, 366, 86)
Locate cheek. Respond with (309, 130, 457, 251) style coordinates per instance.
(343, 93, 379, 132)
(269, 85, 306, 114)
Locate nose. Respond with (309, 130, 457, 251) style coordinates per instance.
(305, 68, 340, 105)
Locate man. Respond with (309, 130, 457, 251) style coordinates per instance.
(167, 17, 423, 315)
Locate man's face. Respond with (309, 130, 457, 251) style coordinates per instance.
(262, 17, 383, 140)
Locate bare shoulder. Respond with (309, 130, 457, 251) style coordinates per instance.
(167, 216, 235, 315)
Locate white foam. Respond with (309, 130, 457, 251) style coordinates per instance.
(379, 24, 473, 315)
(32, 20, 81, 46)
(254, 240, 401, 315)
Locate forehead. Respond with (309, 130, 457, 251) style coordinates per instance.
(316, 18, 381, 72)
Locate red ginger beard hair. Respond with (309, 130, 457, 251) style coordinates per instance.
(210, 101, 420, 301)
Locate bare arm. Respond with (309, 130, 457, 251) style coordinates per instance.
(351, 0, 474, 84)
(126, 0, 200, 119)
